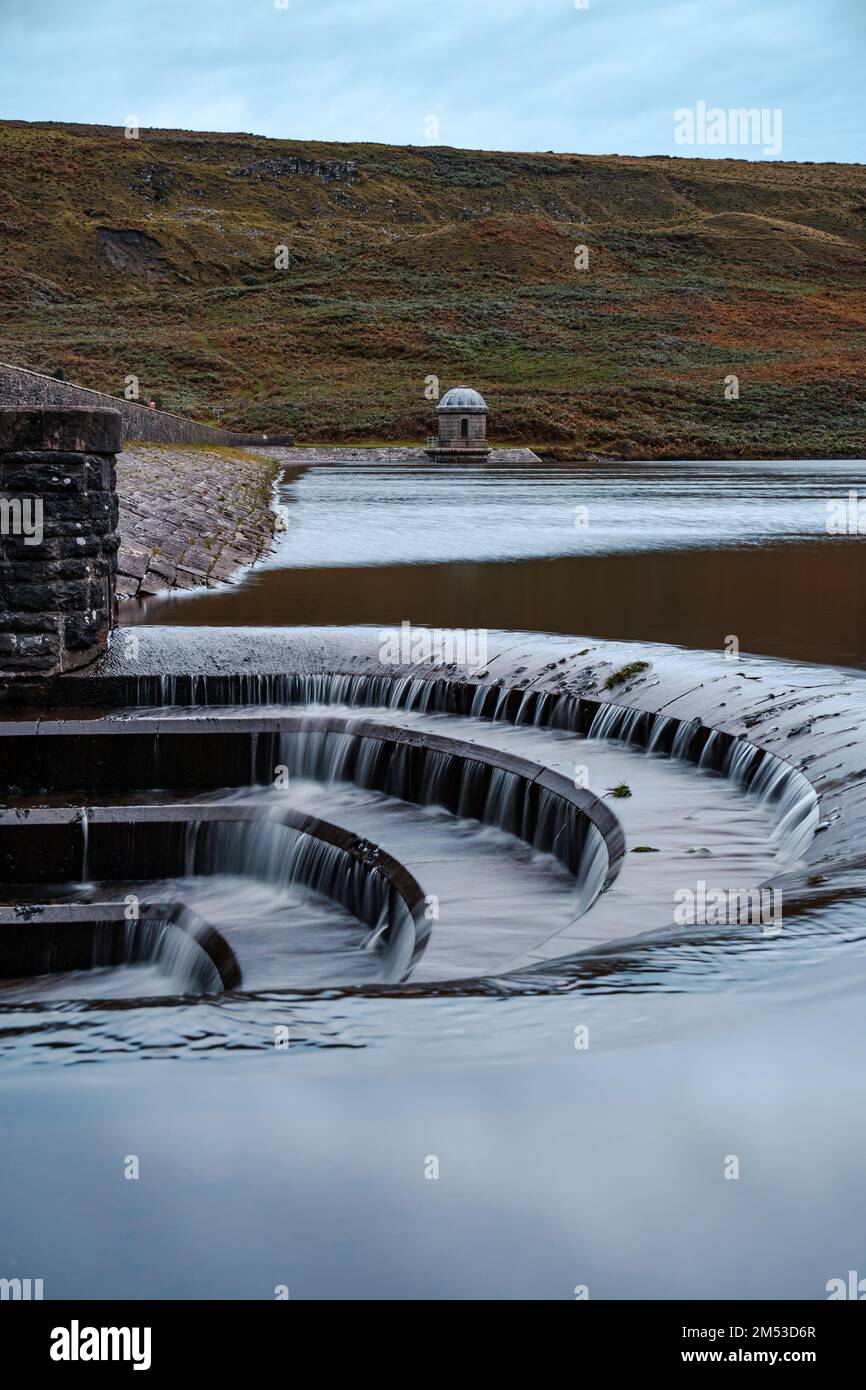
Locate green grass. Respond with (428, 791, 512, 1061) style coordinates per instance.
(1, 119, 864, 456)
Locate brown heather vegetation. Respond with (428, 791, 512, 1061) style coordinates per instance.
(0, 119, 864, 456)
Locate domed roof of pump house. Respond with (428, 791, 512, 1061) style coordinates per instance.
(437, 386, 488, 412)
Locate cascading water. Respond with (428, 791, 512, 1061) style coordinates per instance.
(670, 715, 702, 761)
(272, 724, 611, 889)
(184, 819, 200, 876)
(741, 751, 818, 863)
(79, 807, 89, 882)
(574, 824, 608, 918)
(0, 910, 235, 1002)
(726, 740, 762, 788)
(588, 704, 647, 745)
(698, 728, 724, 770)
(188, 816, 382, 929)
(647, 713, 675, 754)
(481, 767, 521, 837)
(3, 653, 824, 997)
(111, 915, 224, 995)
(583, 703, 817, 864)
(160, 673, 178, 706)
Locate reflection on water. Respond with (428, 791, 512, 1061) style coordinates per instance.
(248, 459, 866, 569)
(131, 459, 866, 669)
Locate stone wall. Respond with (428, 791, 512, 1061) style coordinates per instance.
(0, 362, 294, 448)
(437, 412, 487, 447)
(0, 407, 120, 680)
(116, 442, 279, 596)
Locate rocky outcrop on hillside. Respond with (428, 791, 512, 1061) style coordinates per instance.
(231, 155, 358, 182)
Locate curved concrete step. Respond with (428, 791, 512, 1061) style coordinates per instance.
(0, 900, 241, 996)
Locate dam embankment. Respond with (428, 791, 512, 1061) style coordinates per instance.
(115, 441, 280, 597)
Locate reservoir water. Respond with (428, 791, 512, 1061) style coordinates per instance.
(133, 457, 866, 669)
(3, 455, 866, 1300)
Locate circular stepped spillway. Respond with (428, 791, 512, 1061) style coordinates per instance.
(0, 655, 813, 998)
(0, 715, 623, 996)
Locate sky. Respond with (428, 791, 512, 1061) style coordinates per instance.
(1, 0, 863, 161)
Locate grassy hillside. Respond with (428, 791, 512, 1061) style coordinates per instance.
(1, 119, 864, 456)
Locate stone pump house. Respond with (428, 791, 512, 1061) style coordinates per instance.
(424, 386, 490, 462)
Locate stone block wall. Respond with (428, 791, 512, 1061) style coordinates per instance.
(0, 362, 293, 448)
(437, 412, 488, 446)
(0, 408, 121, 681)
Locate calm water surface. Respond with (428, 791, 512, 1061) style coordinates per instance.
(134, 458, 866, 668)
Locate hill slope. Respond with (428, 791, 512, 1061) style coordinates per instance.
(1, 120, 864, 456)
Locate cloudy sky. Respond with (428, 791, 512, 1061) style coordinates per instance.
(2, 0, 863, 161)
